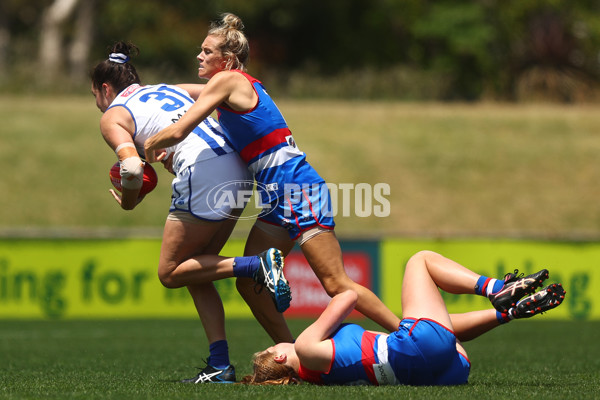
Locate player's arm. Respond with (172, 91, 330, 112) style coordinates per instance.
(294, 290, 359, 372)
(144, 71, 236, 162)
(100, 107, 144, 210)
(176, 83, 206, 100)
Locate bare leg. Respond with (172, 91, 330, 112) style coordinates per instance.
(158, 217, 238, 347)
(401, 250, 481, 358)
(301, 231, 401, 332)
(450, 309, 500, 342)
(160, 254, 235, 286)
(401, 251, 458, 329)
(236, 224, 295, 343)
(401, 251, 562, 359)
(186, 214, 245, 344)
(157, 217, 246, 288)
(187, 283, 226, 343)
(401, 250, 487, 319)
(409, 251, 481, 296)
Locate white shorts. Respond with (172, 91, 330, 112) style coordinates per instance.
(169, 152, 252, 221)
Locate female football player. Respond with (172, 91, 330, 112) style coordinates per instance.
(242, 250, 565, 385)
(143, 13, 402, 342)
(91, 42, 292, 383)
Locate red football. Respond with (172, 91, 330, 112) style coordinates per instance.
(109, 161, 158, 196)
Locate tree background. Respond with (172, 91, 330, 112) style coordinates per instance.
(1, 0, 600, 101)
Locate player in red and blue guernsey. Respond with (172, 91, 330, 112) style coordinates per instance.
(241, 250, 565, 386)
(145, 12, 403, 350)
(215, 70, 325, 214)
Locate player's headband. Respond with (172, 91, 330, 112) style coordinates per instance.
(108, 53, 130, 64)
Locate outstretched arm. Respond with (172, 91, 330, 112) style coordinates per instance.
(144, 72, 234, 162)
(294, 290, 358, 371)
(176, 83, 206, 100)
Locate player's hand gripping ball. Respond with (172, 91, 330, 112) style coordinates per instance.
(109, 161, 158, 196)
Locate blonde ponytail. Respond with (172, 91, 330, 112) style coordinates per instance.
(208, 13, 250, 71)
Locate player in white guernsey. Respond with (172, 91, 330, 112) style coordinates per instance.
(106, 82, 242, 217)
(91, 42, 291, 383)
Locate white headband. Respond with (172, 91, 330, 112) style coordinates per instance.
(108, 53, 130, 64)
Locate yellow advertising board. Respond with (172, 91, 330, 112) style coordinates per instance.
(1, 238, 596, 320)
(0, 238, 378, 320)
(381, 240, 597, 320)
(0, 239, 249, 319)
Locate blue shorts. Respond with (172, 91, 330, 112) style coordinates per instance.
(387, 318, 470, 386)
(258, 181, 335, 240)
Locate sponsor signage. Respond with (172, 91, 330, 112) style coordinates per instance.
(381, 240, 598, 321)
(0, 238, 596, 320)
(0, 239, 378, 320)
(284, 250, 373, 318)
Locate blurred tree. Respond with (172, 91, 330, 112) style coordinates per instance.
(36, 0, 97, 85)
(0, 1, 9, 77)
(409, 2, 495, 100)
(68, 0, 96, 82)
(494, 0, 600, 101)
(93, 0, 212, 82)
(1, 0, 599, 100)
(39, 0, 80, 81)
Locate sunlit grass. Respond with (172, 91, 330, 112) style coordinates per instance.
(0, 319, 598, 399)
(2, 96, 600, 239)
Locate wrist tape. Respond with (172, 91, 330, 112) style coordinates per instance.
(120, 156, 144, 189)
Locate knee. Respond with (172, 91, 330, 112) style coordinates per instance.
(157, 265, 179, 289)
(320, 275, 354, 298)
(158, 274, 178, 289)
(407, 250, 437, 266)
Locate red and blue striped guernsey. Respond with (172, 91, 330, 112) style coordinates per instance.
(216, 70, 324, 204)
(297, 323, 397, 386)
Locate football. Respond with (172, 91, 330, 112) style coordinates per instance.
(109, 161, 158, 196)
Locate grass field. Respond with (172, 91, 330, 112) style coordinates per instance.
(2, 96, 600, 239)
(2, 96, 599, 398)
(1, 319, 598, 399)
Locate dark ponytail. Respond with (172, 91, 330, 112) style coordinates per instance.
(90, 41, 141, 93)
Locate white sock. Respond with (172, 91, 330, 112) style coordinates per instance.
(486, 278, 500, 296)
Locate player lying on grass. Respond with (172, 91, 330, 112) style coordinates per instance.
(242, 250, 566, 385)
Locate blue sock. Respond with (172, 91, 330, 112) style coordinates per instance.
(233, 256, 260, 278)
(491, 279, 504, 294)
(208, 340, 230, 369)
(475, 276, 491, 296)
(475, 276, 504, 297)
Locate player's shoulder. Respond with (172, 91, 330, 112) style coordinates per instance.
(211, 70, 252, 86)
(100, 104, 135, 134)
(202, 71, 253, 102)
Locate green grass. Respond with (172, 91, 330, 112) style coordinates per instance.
(1, 319, 598, 399)
(2, 96, 598, 398)
(2, 95, 600, 239)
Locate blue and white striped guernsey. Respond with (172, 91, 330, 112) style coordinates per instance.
(108, 83, 234, 173)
